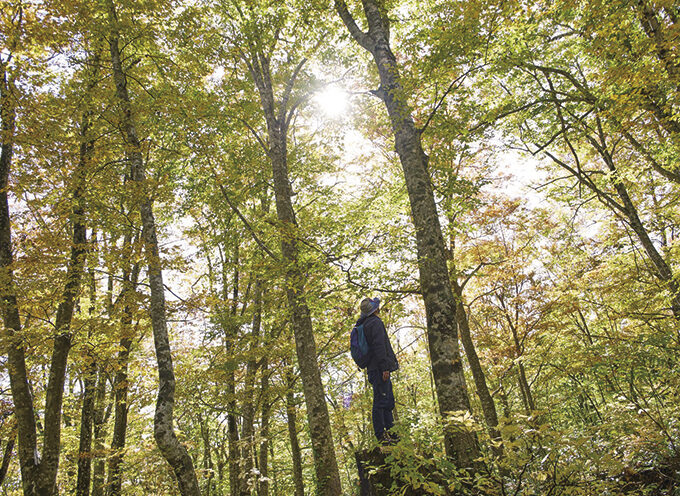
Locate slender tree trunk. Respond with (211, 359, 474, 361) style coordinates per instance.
(75, 84, 101, 496)
(77, 366, 97, 496)
(222, 242, 241, 496)
(335, 0, 478, 466)
(244, 47, 342, 494)
(106, 259, 138, 496)
(92, 270, 115, 496)
(91, 368, 110, 496)
(199, 414, 214, 496)
(0, 429, 16, 485)
(517, 364, 535, 414)
(285, 371, 305, 496)
(258, 363, 270, 496)
(107, 2, 201, 493)
(240, 279, 262, 496)
(452, 280, 502, 455)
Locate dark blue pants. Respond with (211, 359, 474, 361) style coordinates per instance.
(368, 370, 395, 441)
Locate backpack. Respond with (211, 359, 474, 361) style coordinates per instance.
(350, 323, 371, 369)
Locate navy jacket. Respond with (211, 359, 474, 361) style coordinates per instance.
(356, 314, 398, 373)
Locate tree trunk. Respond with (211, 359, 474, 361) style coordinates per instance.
(2, 54, 91, 494)
(286, 370, 305, 496)
(258, 363, 270, 496)
(222, 242, 241, 496)
(240, 279, 262, 496)
(91, 368, 111, 496)
(107, 1, 201, 494)
(76, 121, 101, 496)
(0, 429, 16, 486)
(335, 0, 478, 466)
(106, 253, 138, 496)
(199, 414, 215, 496)
(244, 47, 342, 494)
(452, 280, 502, 455)
(77, 365, 97, 496)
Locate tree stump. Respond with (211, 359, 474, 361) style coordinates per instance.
(355, 448, 429, 496)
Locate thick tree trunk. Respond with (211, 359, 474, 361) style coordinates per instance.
(107, 2, 201, 494)
(335, 0, 478, 466)
(452, 280, 502, 455)
(285, 371, 305, 496)
(244, 48, 342, 494)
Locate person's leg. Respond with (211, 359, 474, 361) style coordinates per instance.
(369, 370, 386, 440)
(384, 408, 394, 433)
(383, 378, 396, 441)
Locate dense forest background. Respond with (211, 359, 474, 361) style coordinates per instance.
(1, 0, 679, 494)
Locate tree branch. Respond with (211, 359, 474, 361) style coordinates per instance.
(334, 0, 374, 51)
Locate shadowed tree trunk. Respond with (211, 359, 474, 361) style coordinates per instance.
(335, 0, 478, 466)
(241, 38, 342, 495)
(107, 1, 201, 493)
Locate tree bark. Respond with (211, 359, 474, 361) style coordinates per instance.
(107, 1, 201, 494)
(335, 0, 478, 466)
(243, 44, 342, 494)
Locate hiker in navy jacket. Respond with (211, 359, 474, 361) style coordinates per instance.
(356, 297, 399, 443)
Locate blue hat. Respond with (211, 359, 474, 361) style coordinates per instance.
(360, 297, 380, 317)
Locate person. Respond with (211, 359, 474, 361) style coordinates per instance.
(356, 297, 399, 443)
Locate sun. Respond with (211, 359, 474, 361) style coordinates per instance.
(314, 85, 350, 118)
